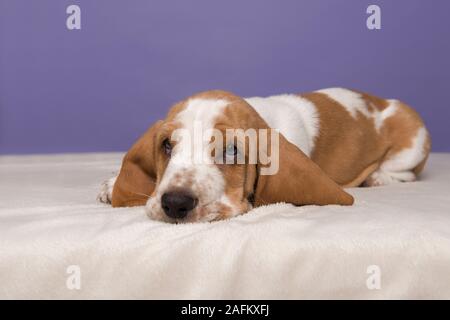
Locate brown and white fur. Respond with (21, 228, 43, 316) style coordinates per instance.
(98, 88, 431, 223)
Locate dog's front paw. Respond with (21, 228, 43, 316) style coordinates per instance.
(97, 176, 117, 204)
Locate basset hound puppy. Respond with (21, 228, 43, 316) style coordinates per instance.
(98, 88, 431, 223)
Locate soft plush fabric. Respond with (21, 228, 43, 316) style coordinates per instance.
(0, 152, 449, 299)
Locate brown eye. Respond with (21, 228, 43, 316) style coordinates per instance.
(162, 138, 172, 156)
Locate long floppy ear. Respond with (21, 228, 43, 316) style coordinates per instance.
(254, 131, 354, 207)
(111, 121, 163, 207)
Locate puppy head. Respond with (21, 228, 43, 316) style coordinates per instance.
(113, 90, 353, 223)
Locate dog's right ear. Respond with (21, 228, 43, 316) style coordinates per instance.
(112, 121, 163, 207)
(254, 129, 354, 207)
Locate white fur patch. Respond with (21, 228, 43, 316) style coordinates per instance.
(245, 94, 319, 156)
(374, 99, 399, 131)
(367, 170, 416, 186)
(97, 176, 117, 204)
(316, 87, 399, 132)
(381, 100, 399, 120)
(316, 87, 371, 118)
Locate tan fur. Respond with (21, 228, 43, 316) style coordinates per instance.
(303, 92, 385, 186)
(303, 91, 430, 187)
(112, 121, 162, 207)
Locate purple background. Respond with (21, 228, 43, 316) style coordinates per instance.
(1, 0, 449, 154)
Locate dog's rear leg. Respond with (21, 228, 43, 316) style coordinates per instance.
(364, 101, 431, 187)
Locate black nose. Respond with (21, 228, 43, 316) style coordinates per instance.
(161, 191, 197, 219)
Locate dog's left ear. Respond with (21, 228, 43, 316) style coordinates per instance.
(112, 121, 163, 207)
(254, 130, 354, 207)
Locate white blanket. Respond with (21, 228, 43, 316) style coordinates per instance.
(1, 152, 450, 299)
